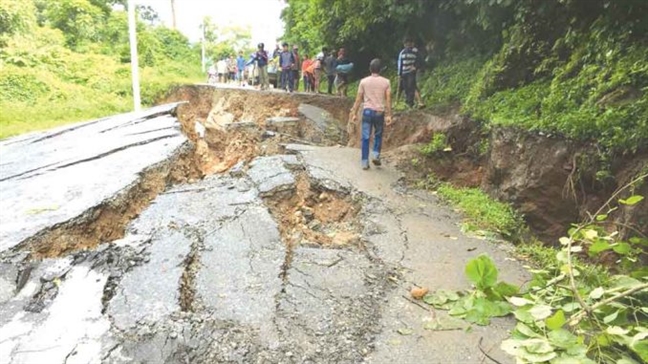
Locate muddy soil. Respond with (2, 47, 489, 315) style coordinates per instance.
(264, 172, 362, 249)
(163, 85, 647, 242)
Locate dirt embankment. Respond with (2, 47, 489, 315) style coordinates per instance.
(161, 85, 647, 244)
(384, 116, 647, 243)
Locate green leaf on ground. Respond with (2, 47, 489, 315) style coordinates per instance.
(423, 316, 470, 331)
(548, 328, 579, 349)
(462, 297, 511, 325)
(509, 296, 534, 307)
(546, 309, 566, 330)
(397, 328, 413, 336)
(501, 338, 557, 363)
(514, 322, 542, 338)
(514, 305, 535, 324)
(530, 305, 552, 320)
(465, 254, 498, 290)
(492, 281, 519, 299)
(422, 289, 460, 309)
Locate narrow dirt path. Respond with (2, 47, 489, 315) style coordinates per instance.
(296, 145, 529, 363)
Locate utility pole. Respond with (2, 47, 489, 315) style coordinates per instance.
(128, 0, 141, 111)
(201, 20, 206, 73)
(170, 0, 177, 29)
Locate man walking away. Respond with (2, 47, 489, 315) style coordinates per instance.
(236, 52, 246, 86)
(247, 43, 269, 89)
(350, 59, 392, 170)
(279, 42, 295, 92)
(323, 50, 336, 94)
(398, 37, 419, 108)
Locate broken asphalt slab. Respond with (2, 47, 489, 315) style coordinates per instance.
(0, 103, 188, 252)
(0, 98, 529, 363)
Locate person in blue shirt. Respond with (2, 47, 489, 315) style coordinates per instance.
(236, 52, 246, 86)
(397, 37, 420, 108)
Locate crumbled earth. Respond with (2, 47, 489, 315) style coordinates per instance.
(0, 86, 529, 363)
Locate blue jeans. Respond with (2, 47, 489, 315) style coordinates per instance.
(280, 69, 294, 91)
(361, 109, 384, 166)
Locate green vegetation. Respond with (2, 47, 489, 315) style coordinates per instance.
(0, 0, 204, 139)
(420, 133, 450, 156)
(420, 187, 648, 363)
(423, 200, 647, 362)
(415, 171, 523, 240)
(281, 0, 648, 154)
(436, 183, 523, 240)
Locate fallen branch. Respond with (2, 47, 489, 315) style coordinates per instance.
(478, 337, 504, 364)
(569, 282, 648, 326)
(565, 172, 648, 319)
(565, 234, 591, 315)
(401, 295, 431, 312)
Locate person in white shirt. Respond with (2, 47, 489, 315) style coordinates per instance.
(216, 59, 227, 83)
(207, 64, 217, 84)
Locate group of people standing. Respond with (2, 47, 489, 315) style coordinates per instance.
(208, 53, 248, 85)
(209, 36, 426, 171)
(273, 43, 352, 95)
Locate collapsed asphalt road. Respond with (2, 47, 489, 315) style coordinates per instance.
(0, 89, 528, 363)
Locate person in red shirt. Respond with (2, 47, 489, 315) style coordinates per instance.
(301, 55, 313, 92)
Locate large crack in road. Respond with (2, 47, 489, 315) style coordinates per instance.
(0, 86, 529, 363)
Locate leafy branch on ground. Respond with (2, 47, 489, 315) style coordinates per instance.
(416, 177, 648, 363)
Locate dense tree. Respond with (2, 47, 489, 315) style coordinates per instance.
(201, 17, 253, 61)
(281, 0, 648, 154)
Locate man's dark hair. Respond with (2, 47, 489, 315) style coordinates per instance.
(322, 47, 328, 52)
(282, 42, 288, 47)
(369, 59, 381, 74)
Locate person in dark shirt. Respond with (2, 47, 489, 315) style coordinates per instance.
(397, 37, 420, 108)
(279, 42, 295, 92)
(322, 50, 337, 94)
(247, 43, 269, 89)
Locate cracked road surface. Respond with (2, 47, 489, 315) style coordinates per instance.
(0, 102, 527, 363)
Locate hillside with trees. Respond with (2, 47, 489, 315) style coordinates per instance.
(0, 0, 203, 138)
(281, 0, 648, 158)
